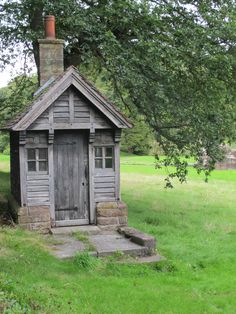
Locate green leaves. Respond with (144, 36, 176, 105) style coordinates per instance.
(1, 0, 236, 183)
(0, 75, 37, 127)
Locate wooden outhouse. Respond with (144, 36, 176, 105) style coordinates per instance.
(4, 16, 131, 231)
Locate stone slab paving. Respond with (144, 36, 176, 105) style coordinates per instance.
(52, 225, 101, 235)
(48, 227, 162, 262)
(88, 234, 147, 257)
(49, 235, 85, 259)
(48, 232, 148, 258)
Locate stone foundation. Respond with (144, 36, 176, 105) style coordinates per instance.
(8, 196, 51, 233)
(18, 206, 51, 233)
(96, 201, 128, 228)
(8, 197, 128, 232)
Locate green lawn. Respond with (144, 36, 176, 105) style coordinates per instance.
(0, 154, 236, 313)
(120, 151, 196, 166)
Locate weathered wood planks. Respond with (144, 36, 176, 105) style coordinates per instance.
(30, 87, 112, 130)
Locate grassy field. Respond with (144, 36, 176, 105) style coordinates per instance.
(0, 154, 236, 313)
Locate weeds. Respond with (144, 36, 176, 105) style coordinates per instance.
(73, 231, 96, 252)
(73, 252, 98, 270)
(152, 260, 178, 273)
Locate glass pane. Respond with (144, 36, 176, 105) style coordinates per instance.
(39, 148, 48, 160)
(95, 147, 102, 157)
(28, 161, 36, 172)
(39, 161, 48, 171)
(105, 158, 113, 168)
(95, 159, 103, 168)
(27, 149, 36, 160)
(105, 147, 113, 157)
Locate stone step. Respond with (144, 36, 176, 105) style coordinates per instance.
(50, 235, 86, 259)
(118, 227, 156, 254)
(88, 234, 148, 257)
(48, 232, 152, 259)
(51, 225, 101, 235)
(49, 228, 158, 259)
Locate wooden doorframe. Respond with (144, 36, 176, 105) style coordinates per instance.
(51, 130, 91, 226)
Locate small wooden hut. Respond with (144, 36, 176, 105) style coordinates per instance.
(3, 16, 131, 231)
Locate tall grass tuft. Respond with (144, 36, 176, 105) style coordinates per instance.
(73, 252, 98, 270)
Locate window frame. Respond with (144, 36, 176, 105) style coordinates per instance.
(26, 147, 48, 174)
(94, 145, 114, 170)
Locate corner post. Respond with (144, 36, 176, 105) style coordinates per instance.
(19, 131, 27, 207)
(48, 130, 55, 226)
(114, 129, 121, 200)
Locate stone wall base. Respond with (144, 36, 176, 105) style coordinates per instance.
(8, 196, 51, 233)
(18, 206, 51, 233)
(96, 201, 128, 229)
(8, 197, 128, 232)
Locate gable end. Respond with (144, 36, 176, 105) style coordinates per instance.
(29, 87, 113, 130)
(9, 67, 132, 131)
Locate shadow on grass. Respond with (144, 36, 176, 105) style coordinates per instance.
(0, 171, 15, 224)
(0, 171, 10, 197)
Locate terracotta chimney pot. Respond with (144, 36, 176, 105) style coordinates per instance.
(44, 15, 55, 39)
(38, 15, 64, 85)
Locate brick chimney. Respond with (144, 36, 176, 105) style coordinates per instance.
(38, 16, 64, 86)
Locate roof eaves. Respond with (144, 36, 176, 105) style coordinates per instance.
(71, 69, 132, 128)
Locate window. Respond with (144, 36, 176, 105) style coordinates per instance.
(95, 146, 114, 169)
(27, 148, 48, 172)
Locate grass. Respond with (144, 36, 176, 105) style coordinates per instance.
(73, 231, 96, 252)
(0, 153, 236, 313)
(120, 151, 196, 166)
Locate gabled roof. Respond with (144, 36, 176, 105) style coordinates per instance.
(4, 66, 132, 131)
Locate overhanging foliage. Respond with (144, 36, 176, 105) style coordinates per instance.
(1, 0, 236, 183)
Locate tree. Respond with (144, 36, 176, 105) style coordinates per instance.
(1, 0, 236, 184)
(0, 75, 37, 126)
(121, 115, 154, 155)
(0, 75, 37, 155)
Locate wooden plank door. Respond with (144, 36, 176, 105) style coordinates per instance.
(54, 131, 89, 226)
